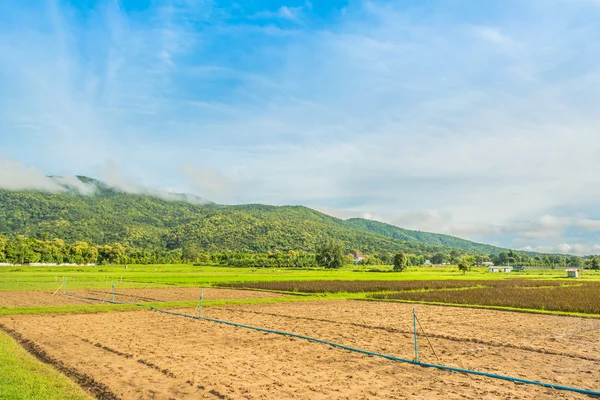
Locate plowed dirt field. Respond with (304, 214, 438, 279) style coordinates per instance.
(2, 300, 599, 399)
(0, 288, 286, 308)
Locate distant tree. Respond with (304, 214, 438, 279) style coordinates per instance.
(182, 243, 202, 263)
(0, 234, 7, 262)
(345, 253, 355, 264)
(449, 249, 462, 263)
(431, 253, 445, 265)
(507, 249, 521, 263)
(497, 252, 510, 265)
(109, 243, 127, 264)
(393, 252, 408, 272)
(568, 256, 583, 268)
(458, 255, 476, 275)
(475, 254, 491, 265)
(548, 255, 562, 268)
(589, 256, 600, 270)
(541, 255, 551, 267)
(408, 254, 425, 266)
(378, 253, 391, 265)
(316, 240, 345, 269)
(6, 236, 39, 264)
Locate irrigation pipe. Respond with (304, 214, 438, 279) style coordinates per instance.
(149, 306, 600, 397)
(64, 292, 145, 307)
(61, 289, 600, 397)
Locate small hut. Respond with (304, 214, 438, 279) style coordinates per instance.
(566, 268, 579, 278)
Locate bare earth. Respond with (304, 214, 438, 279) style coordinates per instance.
(0, 288, 285, 308)
(2, 300, 600, 399)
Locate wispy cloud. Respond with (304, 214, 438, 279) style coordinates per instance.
(472, 26, 512, 45)
(2, 0, 600, 253)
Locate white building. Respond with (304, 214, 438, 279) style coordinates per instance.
(488, 266, 513, 273)
(566, 268, 579, 278)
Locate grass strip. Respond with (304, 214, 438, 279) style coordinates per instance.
(0, 330, 91, 400)
(0, 295, 325, 316)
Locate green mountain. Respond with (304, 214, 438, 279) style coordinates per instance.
(0, 177, 510, 256)
(346, 218, 503, 254)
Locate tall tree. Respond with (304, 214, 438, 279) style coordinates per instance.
(458, 255, 476, 275)
(315, 240, 344, 269)
(393, 252, 408, 272)
(431, 253, 445, 264)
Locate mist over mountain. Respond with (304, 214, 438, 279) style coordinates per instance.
(0, 176, 520, 256)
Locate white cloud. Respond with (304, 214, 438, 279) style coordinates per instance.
(95, 161, 208, 204)
(518, 243, 589, 256)
(251, 5, 303, 22)
(2, 1, 600, 253)
(575, 219, 600, 231)
(472, 26, 512, 45)
(180, 164, 237, 204)
(278, 6, 300, 20)
(0, 156, 94, 195)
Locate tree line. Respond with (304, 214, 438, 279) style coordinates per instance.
(1, 234, 598, 270)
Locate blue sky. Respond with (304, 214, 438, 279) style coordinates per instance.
(2, 0, 600, 254)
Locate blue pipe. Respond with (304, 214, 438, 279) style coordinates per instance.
(149, 306, 600, 397)
(61, 290, 600, 397)
(64, 292, 146, 307)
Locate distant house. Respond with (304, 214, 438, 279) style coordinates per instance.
(423, 260, 432, 266)
(352, 251, 365, 263)
(566, 268, 579, 278)
(488, 266, 513, 273)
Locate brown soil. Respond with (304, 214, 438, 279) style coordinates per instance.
(0, 288, 285, 308)
(0, 323, 119, 400)
(2, 300, 600, 399)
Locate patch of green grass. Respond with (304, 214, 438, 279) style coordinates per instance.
(0, 331, 91, 400)
(2, 264, 599, 292)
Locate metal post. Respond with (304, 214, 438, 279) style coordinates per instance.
(63, 277, 67, 295)
(199, 288, 204, 317)
(413, 308, 419, 363)
(112, 281, 115, 302)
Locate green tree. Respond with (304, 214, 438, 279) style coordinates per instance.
(6, 236, 39, 264)
(315, 240, 344, 269)
(568, 256, 583, 268)
(431, 253, 445, 265)
(0, 234, 7, 262)
(458, 255, 476, 275)
(393, 252, 408, 272)
(497, 252, 509, 265)
(588, 256, 600, 270)
(475, 254, 491, 265)
(507, 249, 521, 263)
(449, 249, 462, 264)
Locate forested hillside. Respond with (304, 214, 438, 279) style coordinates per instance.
(346, 218, 503, 254)
(0, 177, 515, 257)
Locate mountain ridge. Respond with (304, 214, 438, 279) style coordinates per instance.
(0, 176, 523, 256)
